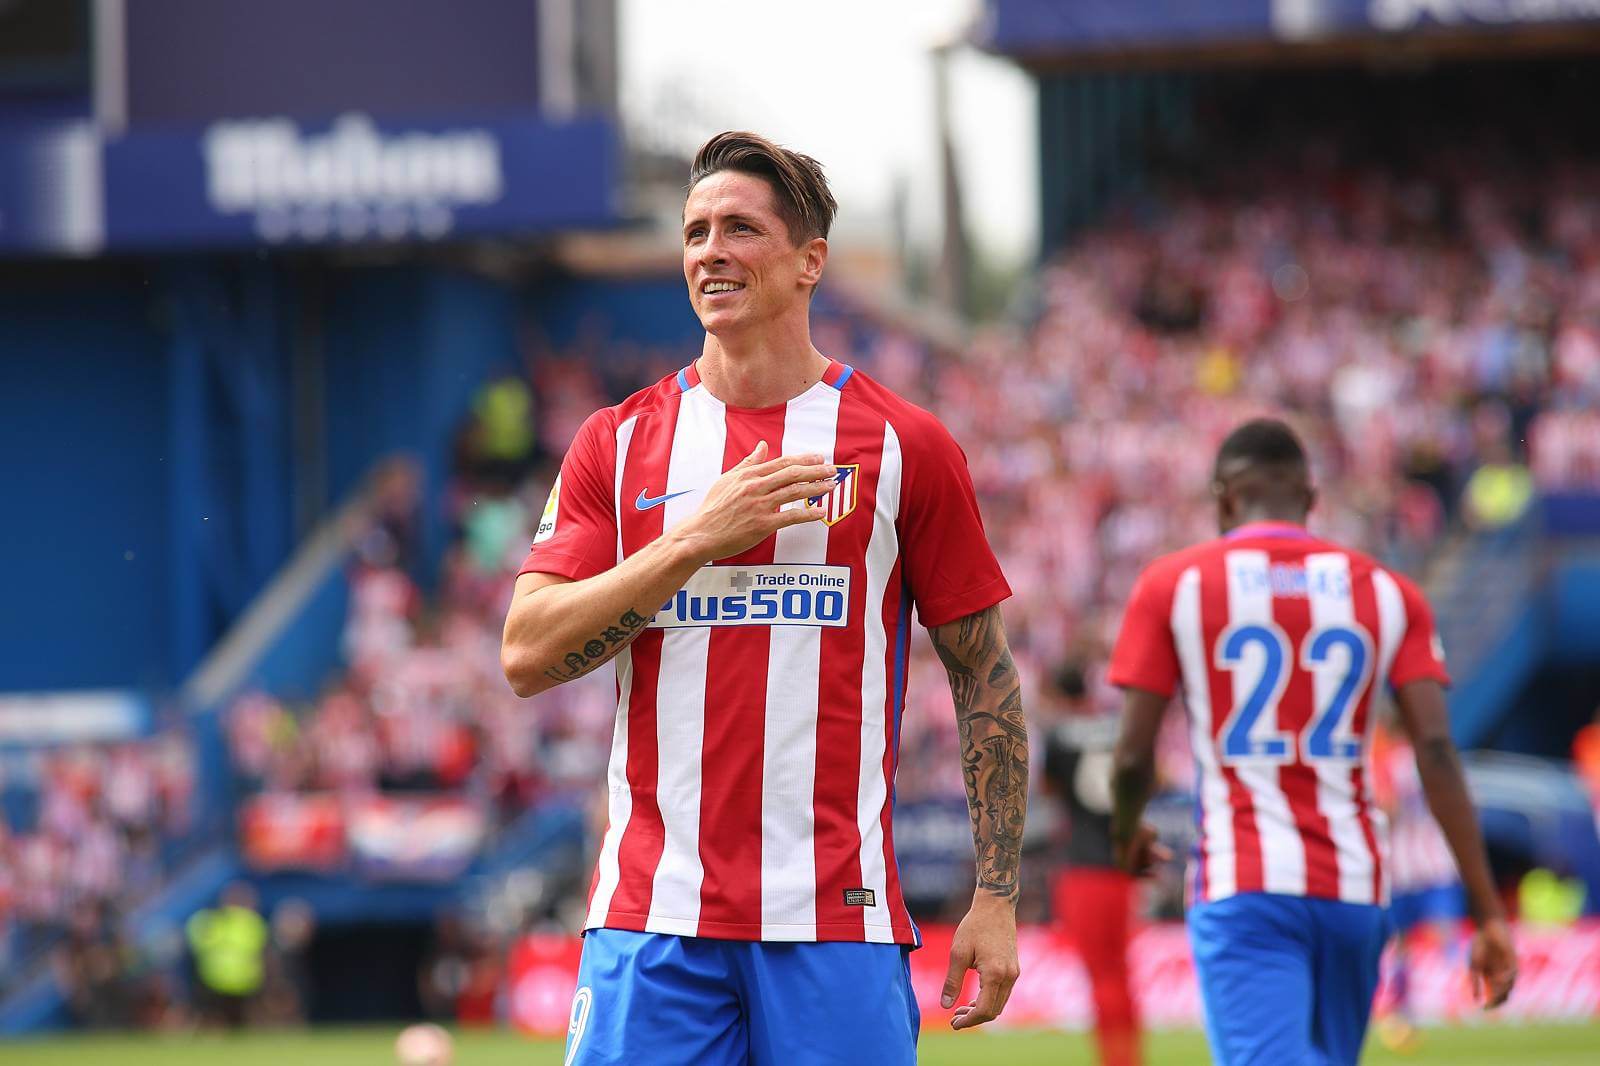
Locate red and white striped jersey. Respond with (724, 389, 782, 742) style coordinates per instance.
(520, 359, 1010, 944)
(1108, 522, 1450, 907)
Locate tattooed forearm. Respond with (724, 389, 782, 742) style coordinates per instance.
(930, 605, 1028, 903)
(542, 608, 651, 684)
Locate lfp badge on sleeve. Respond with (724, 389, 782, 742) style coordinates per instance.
(810, 464, 859, 526)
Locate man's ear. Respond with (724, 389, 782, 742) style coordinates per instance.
(800, 236, 828, 288)
(1211, 479, 1233, 526)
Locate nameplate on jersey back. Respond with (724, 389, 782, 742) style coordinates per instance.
(649, 564, 853, 629)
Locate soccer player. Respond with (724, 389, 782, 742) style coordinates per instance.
(1040, 662, 1142, 1066)
(1370, 717, 1469, 1050)
(1106, 418, 1516, 1066)
(501, 131, 1024, 1065)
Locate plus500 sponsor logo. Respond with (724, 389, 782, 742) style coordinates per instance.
(648, 564, 852, 629)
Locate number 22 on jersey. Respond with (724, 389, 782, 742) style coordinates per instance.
(1214, 621, 1375, 765)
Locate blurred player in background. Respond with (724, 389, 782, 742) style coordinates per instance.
(1040, 662, 1142, 1066)
(502, 131, 1024, 1065)
(1106, 418, 1516, 1066)
(1370, 717, 1469, 1050)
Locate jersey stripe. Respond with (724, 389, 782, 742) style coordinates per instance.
(1279, 555, 1338, 899)
(756, 388, 842, 938)
(697, 402, 789, 934)
(1203, 554, 1261, 895)
(606, 399, 681, 926)
(1305, 552, 1374, 903)
(854, 416, 900, 943)
(881, 558, 916, 944)
(1173, 566, 1232, 900)
(812, 407, 875, 939)
(1347, 560, 1386, 903)
(1371, 568, 1409, 903)
(585, 414, 640, 929)
(1224, 549, 1306, 896)
(643, 388, 725, 934)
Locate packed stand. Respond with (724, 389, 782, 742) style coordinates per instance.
(219, 369, 686, 881)
(0, 734, 196, 999)
(220, 125, 1600, 918)
(511, 144, 1600, 914)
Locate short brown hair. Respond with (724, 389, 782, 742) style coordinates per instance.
(689, 131, 837, 245)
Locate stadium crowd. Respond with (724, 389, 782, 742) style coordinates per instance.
(0, 737, 195, 980)
(1, 108, 1595, 1037)
(203, 130, 1600, 917)
(223, 447, 615, 829)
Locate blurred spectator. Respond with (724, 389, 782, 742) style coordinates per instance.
(1, 729, 197, 1002)
(355, 458, 423, 575)
(458, 374, 539, 490)
(1518, 867, 1587, 927)
(261, 898, 316, 1026)
(52, 903, 131, 1030)
(1462, 410, 1534, 530)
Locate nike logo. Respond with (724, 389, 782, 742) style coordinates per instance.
(635, 488, 693, 511)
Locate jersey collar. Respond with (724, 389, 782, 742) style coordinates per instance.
(675, 358, 855, 394)
(1224, 521, 1313, 541)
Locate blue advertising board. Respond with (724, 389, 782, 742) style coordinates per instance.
(0, 112, 618, 255)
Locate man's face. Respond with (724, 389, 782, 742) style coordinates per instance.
(682, 171, 822, 335)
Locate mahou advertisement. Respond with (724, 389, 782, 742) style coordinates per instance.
(505, 921, 1600, 1036)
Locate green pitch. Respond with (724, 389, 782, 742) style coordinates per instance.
(2, 1024, 1595, 1064)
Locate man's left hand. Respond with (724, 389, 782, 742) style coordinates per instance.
(940, 893, 1021, 1030)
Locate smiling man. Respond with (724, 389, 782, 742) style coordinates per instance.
(501, 131, 1025, 1065)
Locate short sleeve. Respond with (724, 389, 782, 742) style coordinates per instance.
(898, 415, 1011, 628)
(518, 410, 617, 582)
(1107, 564, 1181, 698)
(1388, 574, 1451, 689)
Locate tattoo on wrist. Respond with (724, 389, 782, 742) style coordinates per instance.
(543, 608, 650, 684)
(931, 606, 1028, 903)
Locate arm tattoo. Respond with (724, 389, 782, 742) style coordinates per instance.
(930, 605, 1028, 903)
(542, 608, 651, 684)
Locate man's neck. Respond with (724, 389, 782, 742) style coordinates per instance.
(1223, 508, 1307, 534)
(697, 318, 831, 409)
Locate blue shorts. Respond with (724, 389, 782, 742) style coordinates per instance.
(1189, 893, 1389, 1066)
(565, 929, 920, 1066)
(1389, 883, 1466, 934)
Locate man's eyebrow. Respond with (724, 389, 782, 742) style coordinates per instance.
(682, 212, 763, 233)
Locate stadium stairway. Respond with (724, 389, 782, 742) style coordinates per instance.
(1423, 517, 1544, 749)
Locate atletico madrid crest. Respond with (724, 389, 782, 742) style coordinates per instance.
(810, 464, 859, 526)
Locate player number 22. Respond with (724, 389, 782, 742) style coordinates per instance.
(1214, 622, 1374, 764)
